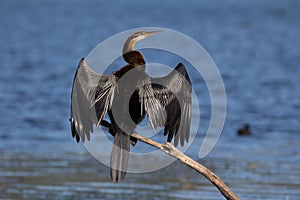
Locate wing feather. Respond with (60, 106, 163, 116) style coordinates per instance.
(70, 58, 117, 142)
(138, 78, 166, 130)
(143, 63, 192, 146)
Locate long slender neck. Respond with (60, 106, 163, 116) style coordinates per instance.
(122, 38, 137, 55)
(122, 36, 145, 69)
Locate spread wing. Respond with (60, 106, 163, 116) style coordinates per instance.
(70, 58, 117, 142)
(141, 63, 192, 146)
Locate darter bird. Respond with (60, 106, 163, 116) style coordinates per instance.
(70, 30, 192, 182)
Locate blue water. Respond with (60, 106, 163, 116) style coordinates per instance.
(1, 0, 300, 199)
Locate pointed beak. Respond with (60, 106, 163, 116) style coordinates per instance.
(144, 30, 162, 37)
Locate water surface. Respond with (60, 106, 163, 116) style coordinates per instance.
(0, 0, 299, 199)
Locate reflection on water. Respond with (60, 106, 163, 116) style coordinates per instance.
(1, 0, 300, 199)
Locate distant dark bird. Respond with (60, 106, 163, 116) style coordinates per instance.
(70, 30, 192, 182)
(237, 124, 251, 136)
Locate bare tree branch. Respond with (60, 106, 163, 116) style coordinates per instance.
(131, 132, 239, 200)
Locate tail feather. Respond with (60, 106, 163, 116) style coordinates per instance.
(110, 131, 130, 182)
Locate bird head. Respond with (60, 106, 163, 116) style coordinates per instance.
(123, 30, 162, 54)
(130, 30, 162, 43)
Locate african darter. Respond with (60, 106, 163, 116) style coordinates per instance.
(70, 30, 192, 182)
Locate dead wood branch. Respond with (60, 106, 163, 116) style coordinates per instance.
(131, 132, 239, 200)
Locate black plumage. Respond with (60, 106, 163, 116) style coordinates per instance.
(70, 31, 192, 182)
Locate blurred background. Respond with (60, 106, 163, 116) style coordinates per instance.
(0, 0, 299, 199)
